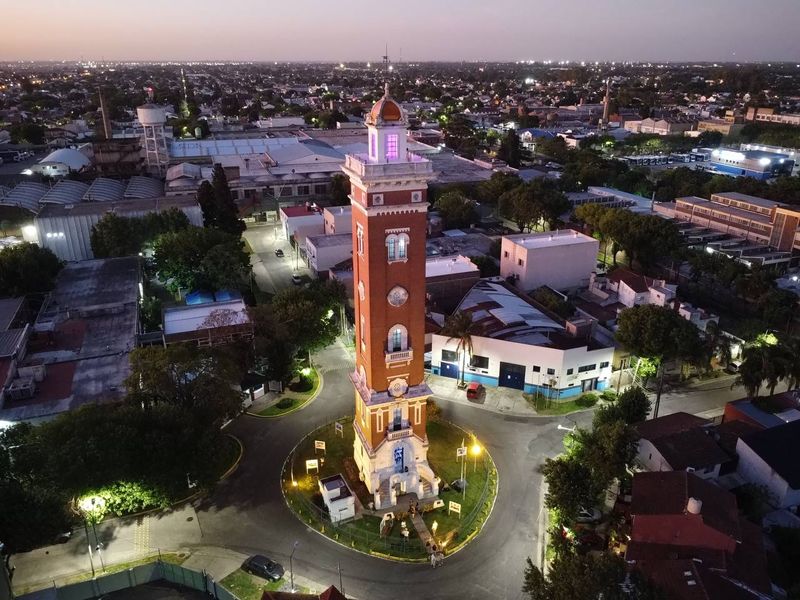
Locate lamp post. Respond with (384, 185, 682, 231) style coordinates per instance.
(470, 442, 482, 473)
(289, 540, 299, 592)
(79, 495, 107, 575)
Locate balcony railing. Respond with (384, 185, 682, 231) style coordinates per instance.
(386, 421, 412, 440)
(385, 349, 413, 364)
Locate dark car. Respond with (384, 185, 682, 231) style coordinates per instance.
(242, 555, 284, 581)
(275, 248, 284, 257)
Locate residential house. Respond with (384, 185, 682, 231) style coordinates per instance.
(736, 420, 800, 509)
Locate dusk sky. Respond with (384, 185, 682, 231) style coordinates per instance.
(3, 0, 799, 63)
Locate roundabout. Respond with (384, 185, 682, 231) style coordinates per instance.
(282, 415, 498, 561)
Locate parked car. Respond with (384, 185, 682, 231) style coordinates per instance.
(274, 248, 284, 257)
(242, 555, 284, 581)
(291, 273, 302, 285)
(575, 507, 602, 523)
(727, 360, 742, 374)
(466, 382, 485, 400)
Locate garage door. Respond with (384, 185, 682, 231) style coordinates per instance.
(440, 362, 459, 380)
(499, 362, 526, 390)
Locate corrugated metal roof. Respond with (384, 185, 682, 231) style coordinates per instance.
(41, 180, 89, 205)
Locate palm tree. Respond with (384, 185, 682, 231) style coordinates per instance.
(441, 311, 481, 387)
(782, 338, 800, 391)
(703, 321, 731, 371)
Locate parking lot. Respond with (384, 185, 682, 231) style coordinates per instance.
(243, 222, 312, 295)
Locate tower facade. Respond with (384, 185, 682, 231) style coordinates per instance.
(342, 85, 438, 509)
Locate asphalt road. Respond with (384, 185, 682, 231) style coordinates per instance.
(243, 222, 310, 295)
(193, 343, 582, 600)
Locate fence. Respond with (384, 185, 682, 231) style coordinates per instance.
(17, 559, 240, 600)
(283, 415, 496, 559)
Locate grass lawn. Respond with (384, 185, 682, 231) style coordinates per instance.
(211, 433, 243, 480)
(524, 392, 599, 416)
(220, 569, 305, 600)
(284, 417, 496, 559)
(257, 368, 320, 417)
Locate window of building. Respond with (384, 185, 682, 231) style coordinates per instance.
(376, 410, 383, 432)
(546, 368, 555, 375)
(397, 234, 408, 259)
(386, 134, 399, 161)
(442, 349, 458, 363)
(369, 132, 378, 160)
(470, 355, 489, 369)
(532, 365, 540, 373)
(359, 314, 365, 345)
(566, 368, 573, 375)
(357, 225, 364, 256)
(387, 235, 397, 260)
(518, 258, 524, 266)
(600, 361, 609, 369)
(578, 364, 596, 373)
(314, 184, 328, 195)
(414, 403, 422, 425)
(388, 324, 408, 352)
(504, 251, 509, 258)
(297, 185, 310, 196)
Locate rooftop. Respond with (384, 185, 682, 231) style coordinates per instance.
(636, 412, 709, 440)
(0, 297, 24, 332)
(305, 232, 351, 248)
(425, 255, 480, 279)
(740, 419, 800, 488)
(163, 299, 250, 336)
(505, 229, 596, 251)
(36, 195, 199, 219)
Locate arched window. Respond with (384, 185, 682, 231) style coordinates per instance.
(386, 234, 397, 261)
(397, 233, 409, 259)
(387, 324, 408, 352)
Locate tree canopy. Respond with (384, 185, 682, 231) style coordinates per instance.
(433, 190, 477, 229)
(0, 242, 62, 298)
(90, 208, 190, 258)
(196, 165, 245, 235)
(153, 227, 249, 292)
(499, 181, 570, 232)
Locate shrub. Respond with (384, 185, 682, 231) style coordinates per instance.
(576, 393, 599, 407)
(601, 389, 618, 402)
(289, 373, 313, 392)
(276, 397, 294, 409)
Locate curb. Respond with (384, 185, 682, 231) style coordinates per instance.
(246, 367, 324, 419)
(432, 393, 601, 420)
(280, 417, 499, 564)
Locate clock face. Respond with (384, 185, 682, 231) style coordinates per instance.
(389, 378, 408, 398)
(387, 286, 409, 307)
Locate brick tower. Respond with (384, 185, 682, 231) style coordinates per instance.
(342, 84, 438, 509)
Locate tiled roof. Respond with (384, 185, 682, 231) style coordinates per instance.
(651, 428, 731, 471)
(636, 412, 709, 441)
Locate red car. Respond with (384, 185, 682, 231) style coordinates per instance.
(466, 382, 485, 400)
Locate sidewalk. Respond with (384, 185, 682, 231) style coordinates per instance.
(12, 504, 202, 594)
(426, 373, 539, 417)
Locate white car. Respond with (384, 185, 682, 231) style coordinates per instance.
(575, 507, 601, 523)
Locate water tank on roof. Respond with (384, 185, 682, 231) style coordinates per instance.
(137, 104, 167, 125)
(686, 497, 702, 515)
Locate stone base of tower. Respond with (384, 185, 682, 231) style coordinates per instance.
(353, 424, 439, 510)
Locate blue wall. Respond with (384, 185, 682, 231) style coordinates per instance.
(710, 162, 771, 180)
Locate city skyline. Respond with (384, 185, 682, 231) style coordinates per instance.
(3, 0, 800, 63)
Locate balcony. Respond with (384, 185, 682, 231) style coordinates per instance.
(385, 349, 413, 365)
(386, 421, 413, 440)
(343, 153, 434, 180)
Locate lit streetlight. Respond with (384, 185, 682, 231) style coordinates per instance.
(470, 442, 482, 473)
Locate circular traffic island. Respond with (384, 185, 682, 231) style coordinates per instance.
(282, 416, 497, 561)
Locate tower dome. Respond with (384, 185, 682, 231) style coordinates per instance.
(366, 83, 406, 126)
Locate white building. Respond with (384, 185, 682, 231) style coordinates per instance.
(323, 205, 352, 235)
(318, 474, 356, 523)
(279, 204, 324, 245)
(431, 280, 614, 397)
(305, 233, 352, 276)
(500, 230, 599, 292)
(605, 268, 676, 309)
(28, 147, 92, 177)
(736, 421, 800, 509)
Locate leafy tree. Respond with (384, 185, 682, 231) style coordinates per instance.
(10, 122, 45, 145)
(593, 385, 651, 428)
(469, 255, 500, 277)
(271, 280, 343, 356)
(195, 165, 245, 235)
(574, 420, 638, 489)
(0, 243, 62, 297)
(434, 191, 477, 229)
(523, 553, 664, 600)
(537, 136, 570, 163)
(540, 457, 598, 522)
(126, 344, 243, 425)
(499, 184, 541, 232)
(91, 209, 190, 258)
(329, 173, 351, 206)
(476, 171, 522, 204)
(497, 129, 522, 167)
(153, 227, 248, 292)
(616, 305, 704, 418)
(440, 311, 482, 386)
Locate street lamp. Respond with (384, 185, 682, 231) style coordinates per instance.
(289, 540, 299, 592)
(470, 443, 482, 473)
(78, 495, 107, 574)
